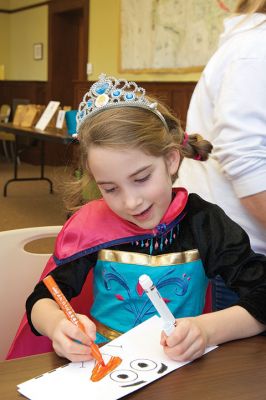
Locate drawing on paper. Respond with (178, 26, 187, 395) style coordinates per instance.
(17, 316, 218, 400)
(91, 356, 122, 382)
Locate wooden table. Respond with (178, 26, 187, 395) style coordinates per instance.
(0, 336, 265, 400)
(0, 123, 75, 196)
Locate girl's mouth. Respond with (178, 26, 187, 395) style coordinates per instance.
(133, 205, 153, 221)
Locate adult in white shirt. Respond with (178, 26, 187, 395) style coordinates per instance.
(175, 0, 266, 309)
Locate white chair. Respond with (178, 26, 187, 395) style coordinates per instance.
(0, 225, 62, 361)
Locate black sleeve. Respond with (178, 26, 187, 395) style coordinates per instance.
(26, 252, 98, 335)
(187, 194, 266, 325)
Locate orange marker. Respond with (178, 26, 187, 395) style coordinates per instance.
(43, 275, 105, 366)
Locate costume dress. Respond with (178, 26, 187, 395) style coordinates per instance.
(7, 188, 266, 359)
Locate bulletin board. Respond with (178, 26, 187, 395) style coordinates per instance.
(120, 0, 235, 73)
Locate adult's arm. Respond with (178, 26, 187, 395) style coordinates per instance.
(213, 58, 266, 216)
(240, 191, 266, 228)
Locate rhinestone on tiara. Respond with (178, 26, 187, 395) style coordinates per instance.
(76, 73, 168, 132)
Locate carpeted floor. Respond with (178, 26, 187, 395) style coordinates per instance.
(0, 159, 70, 253)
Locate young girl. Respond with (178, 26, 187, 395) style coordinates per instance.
(25, 74, 266, 363)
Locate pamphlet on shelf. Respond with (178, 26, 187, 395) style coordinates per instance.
(55, 110, 66, 129)
(35, 101, 60, 131)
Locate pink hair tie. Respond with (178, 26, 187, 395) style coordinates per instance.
(194, 154, 202, 161)
(182, 132, 189, 146)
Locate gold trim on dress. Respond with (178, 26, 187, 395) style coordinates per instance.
(91, 317, 122, 341)
(98, 249, 200, 266)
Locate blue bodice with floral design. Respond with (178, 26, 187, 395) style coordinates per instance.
(90, 249, 208, 343)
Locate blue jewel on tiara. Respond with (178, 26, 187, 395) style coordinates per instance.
(76, 73, 168, 133)
(125, 92, 135, 101)
(95, 82, 109, 95)
(112, 89, 122, 98)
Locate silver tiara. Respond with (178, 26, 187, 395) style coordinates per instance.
(76, 73, 168, 132)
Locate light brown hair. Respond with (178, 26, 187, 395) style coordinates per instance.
(64, 98, 212, 212)
(234, 0, 266, 14)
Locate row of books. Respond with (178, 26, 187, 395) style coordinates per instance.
(13, 101, 72, 131)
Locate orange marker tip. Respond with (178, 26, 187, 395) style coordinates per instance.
(91, 356, 122, 382)
(91, 342, 105, 366)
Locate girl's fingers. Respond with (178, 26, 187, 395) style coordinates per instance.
(165, 319, 191, 347)
(160, 331, 167, 346)
(162, 319, 207, 362)
(77, 314, 97, 341)
(53, 333, 94, 361)
(164, 335, 205, 362)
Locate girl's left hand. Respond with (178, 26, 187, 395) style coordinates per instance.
(160, 318, 208, 362)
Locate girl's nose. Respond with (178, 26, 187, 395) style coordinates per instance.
(123, 190, 143, 210)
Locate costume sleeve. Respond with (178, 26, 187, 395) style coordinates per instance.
(26, 252, 97, 335)
(189, 196, 266, 324)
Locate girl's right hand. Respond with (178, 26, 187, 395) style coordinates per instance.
(50, 313, 97, 362)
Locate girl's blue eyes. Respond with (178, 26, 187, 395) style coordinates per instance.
(103, 174, 151, 193)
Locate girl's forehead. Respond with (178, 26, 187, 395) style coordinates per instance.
(88, 146, 153, 160)
(87, 146, 163, 177)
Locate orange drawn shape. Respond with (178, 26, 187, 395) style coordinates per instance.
(91, 356, 122, 382)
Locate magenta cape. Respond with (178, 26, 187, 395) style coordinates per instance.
(7, 188, 212, 359)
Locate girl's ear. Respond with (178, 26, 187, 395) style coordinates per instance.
(165, 149, 180, 175)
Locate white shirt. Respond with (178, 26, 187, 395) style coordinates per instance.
(176, 14, 266, 254)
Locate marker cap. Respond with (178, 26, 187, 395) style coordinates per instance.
(139, 274, 153, 290)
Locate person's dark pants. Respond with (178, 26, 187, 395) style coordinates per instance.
(212, 275, 239, 311)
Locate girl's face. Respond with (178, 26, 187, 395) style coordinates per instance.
(88, 146, 180, 230)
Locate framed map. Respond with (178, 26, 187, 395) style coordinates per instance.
(120, 0, 235, 73)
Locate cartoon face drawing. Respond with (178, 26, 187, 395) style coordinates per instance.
(109, 358, 168, 387)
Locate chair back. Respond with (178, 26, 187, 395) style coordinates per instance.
(0, 226, 62, 361)
(0, 104, 11, 122)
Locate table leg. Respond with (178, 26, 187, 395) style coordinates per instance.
(3, 138, 54, 196)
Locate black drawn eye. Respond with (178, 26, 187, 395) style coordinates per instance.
(110, 369, 138, 383)
(130, 359, 157, 371)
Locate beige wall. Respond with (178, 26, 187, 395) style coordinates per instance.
(9, 0, 45, 8)
(0, 0, 201, 82)
(0, 1, 48, 81)
(9, 5, 48, 80)
(0, 13, 10, 78)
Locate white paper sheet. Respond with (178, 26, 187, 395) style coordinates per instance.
(18, 316, 217, 400)
(55, 110, 66, 129)
(35, 101, 60, 131)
